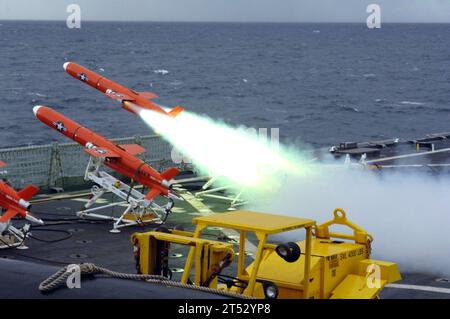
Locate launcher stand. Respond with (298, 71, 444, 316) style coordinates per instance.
(77, 157, 173, 233)
(0, 223, 30, 250)
(195, 176, 247, 210)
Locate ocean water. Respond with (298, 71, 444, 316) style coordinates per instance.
(0, 21, 449, 148)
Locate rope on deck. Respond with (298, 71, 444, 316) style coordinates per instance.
(39, 263, 254, 299)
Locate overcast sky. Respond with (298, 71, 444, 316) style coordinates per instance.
(0, 0, 449, 23)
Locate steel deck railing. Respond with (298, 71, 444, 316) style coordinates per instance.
(0, 135, 176, 190)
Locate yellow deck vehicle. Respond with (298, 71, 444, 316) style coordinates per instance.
(131, 208, 401, 299)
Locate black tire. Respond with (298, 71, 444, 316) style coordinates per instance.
(275, 242, 301, 263)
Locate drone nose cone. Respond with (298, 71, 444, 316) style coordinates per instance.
(63, 62, 71, 71)
(33, 105, 43, 116)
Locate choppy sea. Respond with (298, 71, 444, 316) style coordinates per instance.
(0, 21, 449, 148)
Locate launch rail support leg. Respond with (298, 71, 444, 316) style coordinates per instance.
(195, 176, 247, 210)
(0, 225, 29, 250)
(76, 157, 171, 233)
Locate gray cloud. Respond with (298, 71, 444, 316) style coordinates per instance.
(0, 0, 449, 22)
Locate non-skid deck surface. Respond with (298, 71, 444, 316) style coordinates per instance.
(0, 191, 449, 299)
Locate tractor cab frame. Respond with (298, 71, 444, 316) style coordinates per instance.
(131, 208, 401, 299)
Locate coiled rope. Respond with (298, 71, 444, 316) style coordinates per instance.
(39, 263, 254, 299)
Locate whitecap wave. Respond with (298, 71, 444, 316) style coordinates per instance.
(154, 69, 169, 75)
(400, 101, 424, 106)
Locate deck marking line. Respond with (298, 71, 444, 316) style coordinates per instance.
(386, 283, 450, 294)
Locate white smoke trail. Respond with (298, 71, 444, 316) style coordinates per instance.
(248, 165, 450, 277)
(139, 108, 450, 277)
(139, 109, 307, 190)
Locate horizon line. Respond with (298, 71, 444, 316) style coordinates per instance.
(0, 18, 449, 24)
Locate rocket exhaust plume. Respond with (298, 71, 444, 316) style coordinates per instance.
(139, 106, 450, 277)
(138, 107, 305, 190)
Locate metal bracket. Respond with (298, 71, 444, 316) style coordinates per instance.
(77, 157, 171, 233)
(195, 176, 247, 210)
(0, 223, 29, 250)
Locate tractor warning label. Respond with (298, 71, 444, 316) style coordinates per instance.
(328, 254, 339, 268)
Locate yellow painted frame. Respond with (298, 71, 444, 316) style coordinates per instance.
(181, 210, 316, 298)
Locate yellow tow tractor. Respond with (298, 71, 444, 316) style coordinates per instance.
(131, 208, 401, 299)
